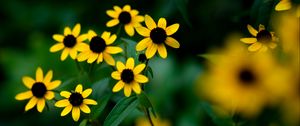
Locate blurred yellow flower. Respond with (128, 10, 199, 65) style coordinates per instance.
(106, 5, 144, 36)
(55, 84, 97, 122)
(136, 15, 180, 59)
(111, 57, 148, 97)
(240, 24, 277, 52)
(77, 30, 123, 65)
(135, 115, 171, 126)
(50, 23, 88, 61)
(15, 67, 61, 112)
(275, 0, 292, 11)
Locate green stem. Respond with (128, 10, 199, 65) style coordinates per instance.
(145, 108, 154, 126)
(88, 62, 95, 82)
(124, 42, 128, 59)
(75, 59, 83, 73)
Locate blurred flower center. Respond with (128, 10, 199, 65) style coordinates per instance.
(69, 92, 83, 106)
(63, 35, 77, 48)
(138, 53, 147, 63)
(150, 28, 167, 44)
(238, 68, 256, 84)
(31, 82, 47, 98)
(121, 69, 134, 83)
(256, 30, 272, 43)
(90, 36, 106, 53)
(118, 11, 131, 24)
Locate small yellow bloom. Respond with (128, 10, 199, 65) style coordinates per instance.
(135, 15, 180, 59)
(275, 0, 292, 11)
(15, 67, 61, 112)
(77, 30, 123, 65)
(111, 57, 149, 97)
(240, 24, 277, 52)
(106, 5, 144, 36)
(50, 23, 88, 61)
(55, 84, 97, 122)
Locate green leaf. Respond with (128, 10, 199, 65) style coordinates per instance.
(146, 66, 154, 78)
(91, 94, 111, 120)
(174, 0, 192, 27)
(79, 119, 88, 126)
(137, 91, 157, 118)
(103, 96, 139, 126)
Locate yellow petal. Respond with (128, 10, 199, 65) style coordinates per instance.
(83, 99, 97, 105)
(111, 71, 121, 80)
(113, 81, 125, 92)
(77, 34, 88, 42)
(240, 38, 257, 44)
(60, 48, 70, 61)
(15, 91, 33, 100)
(50, 43, 64, 52)
(106, 10, 118, 18)
(165, 37, 180, 48)
(258, 45, 268, 52)
(133, 16, 144, 24)
(52, 34, 64, 42)
(43, 70, 53, 84)
(75, 84, 83, 93)
(124, 84, 132, 97)
(101, 31, 111, 40)
(72, 23, 81, 37)
(134, 75, 149, 83)
(126, 58, 135, 69)
(55, 99, 70, 107)
(61, 105, 72, 116)
(97, 53, 103, 64)
(268, 42, 277, 49)
(106, 34, 117, 45)
(25, 97, 38, 111)
(82, 88, 92, 98)
(45, 91, 55, 100)
(158, 18, 167, 29)
(133, 64, 146, 74)
(37, 98, 45, 112)
(60, 91, 71, 98)
(64, 27, 72, 36)
(113, 6, 122, 13)
(72, 107, 80, 121)
(145, 43, 158, 59)
(136, 38, 151, 51)
(123, 5, 131, 11)
(77, 51, 90, 62)
(103, 53, 115, 66)
(157, 44, 167, 58)
(135, 27, 150, 37)
(47, 80, 61, 90)
(131, 82, 141, 94)
(247, 24, 258, 36)
(87, 53, 98, 63)
(88, 30, 97, 41)
(69, 48, 78, 59)
(22, 76, 35, 89)
(130, 10, 139, 16)
(80, 104, 91, 113)
(76, 43, 89, 52)
(145, 15, 157, 30)
(116, 61, 126, 72)
(106, 19, 120, 27)
(166, 23, 179, 35)
(36, 67, 43, 82)
(106, 46, 123, 54)
(275, 0, 291, 11)
(259, 24, 265, 31)
(248, 42, 262, 52)
(125, 25, 135, 36)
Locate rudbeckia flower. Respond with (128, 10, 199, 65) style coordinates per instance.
(55, 84, 97, 122)
(135, 15, 180, 59)
(50, 23, 87, 61)
(111, 57, 148, 97)
(15, 67, 61, 112)
(275, 0, 292, 11)
(106, 5, 144, 36)
(77, 30, 123, 65)
(240, 24, 277, 52)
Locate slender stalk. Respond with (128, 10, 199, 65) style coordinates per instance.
(145, 108, 154, 126)
(124, 42, 128, 59)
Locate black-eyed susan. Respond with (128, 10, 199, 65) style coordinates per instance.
(77, 30, 123, 65)
(111, 57, 148, 97)
(55, 84, 97, 122)
(240, 24, 277, 52)
(106, 5, 144, 36)
(135, 15, 180, 59)
(15, 67, 61, 112)
(50, 23, 87, 61)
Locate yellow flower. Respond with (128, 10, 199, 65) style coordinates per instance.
(106, 5, 144, 36)
(275, 0, 292, 11)
(15, 67, 61, 112)
(135, 15, 180, 59)
(240, 24, 277, 52)
(50, 23, 88, 61)
(111, 57, 149, 97)
(55, 84, 97, 122)
(77, 30, 123, 65)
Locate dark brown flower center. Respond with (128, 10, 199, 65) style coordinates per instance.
(150, 28, 167, 44)
(238, 68, 256, 85)
(69, 92, 83, 106)
(138, 53, 147, 63)
(31, 82, 47, 98)
(118, 11, 131, 24)
(63, 35, 77, 48)
(90, 36, 107, 53)
(256, 30, 272, 43)
(121, 69, 134, 83)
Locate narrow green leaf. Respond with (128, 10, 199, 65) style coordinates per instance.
(174, 0, 192, 27)
(91, 94, 111, 120)
(147, 67, 154, 78)
(103, 96, 138, 126)
(79, 119, 88, 126)
(138, 91, 157, 118)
